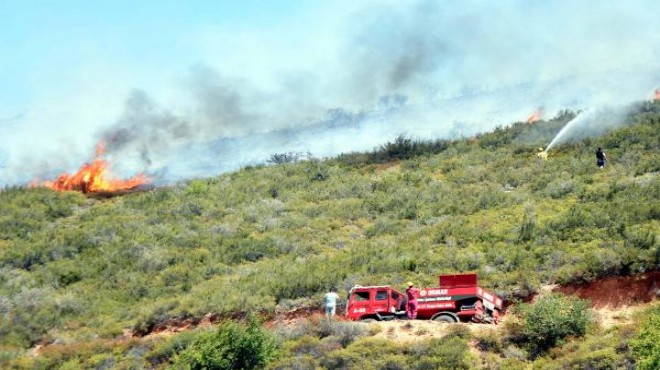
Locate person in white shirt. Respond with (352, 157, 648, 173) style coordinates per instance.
(324, 288, 340, 317)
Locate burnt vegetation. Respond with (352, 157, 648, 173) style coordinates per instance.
(0, 102, 658, 368)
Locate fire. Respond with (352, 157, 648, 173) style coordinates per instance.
(526, 108, 544, 124)
(34, 141, 147, 193)
(654, 89, 660, 101)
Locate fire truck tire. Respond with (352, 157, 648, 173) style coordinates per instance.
(432, 314, 457, 323)
(359, 318, 376, 323)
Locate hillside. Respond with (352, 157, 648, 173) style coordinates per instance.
(1, 102, 658, 368)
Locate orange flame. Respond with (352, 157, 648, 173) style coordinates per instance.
(33, 141, 148, 193)
(526, 108, 544, 124)
(654, 89, 660, 101)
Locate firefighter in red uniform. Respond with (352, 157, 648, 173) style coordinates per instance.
(405, 282, 419, 319)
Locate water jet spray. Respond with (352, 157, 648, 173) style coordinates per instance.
(544, 106, 629, 154)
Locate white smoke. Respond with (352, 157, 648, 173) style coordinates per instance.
(545, 105, 632, 151)
(1, 0, 659, 185)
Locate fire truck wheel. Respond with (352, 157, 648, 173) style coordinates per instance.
(359, 318, 376, 323)
(432, 314, 457, 323)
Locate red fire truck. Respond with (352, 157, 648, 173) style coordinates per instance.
(346, 273, 502, 323)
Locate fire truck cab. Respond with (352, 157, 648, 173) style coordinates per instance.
(346, 286, 407, 321)
(346, 273, 502, 324)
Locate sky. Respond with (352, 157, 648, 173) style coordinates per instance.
(1, 0, 659, 186)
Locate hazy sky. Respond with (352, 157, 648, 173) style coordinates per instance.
(1, 0, 659, 185)
(1, 1, 312, 108)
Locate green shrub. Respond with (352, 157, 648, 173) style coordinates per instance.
(444, 324, 472, 340)
(518, 205, 536, 242)
(423, 336, 473, 370)
(508, 293, 591, 357)
(146, 331, 198, 367)
(317, 337, 415, 369)
(562, 346, 623, 369)
(630, 305, 660, 370)
(274, 316, 369, 348)
(475, 330, 502, 352)
(374, 135, 450, 162)
(267, 152, 308, 165)
(530, 331, 630, 370)
(173, 319, 277, 370)
(267, 354, 318, 370)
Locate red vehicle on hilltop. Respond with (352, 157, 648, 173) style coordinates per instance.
(346, 273, 502, 324)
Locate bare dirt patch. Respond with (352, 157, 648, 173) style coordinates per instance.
(554, 271, 659, 308)
(549, 271, 659, 329)
(366, 321, 500, 343)
(592, 304, 648, 329)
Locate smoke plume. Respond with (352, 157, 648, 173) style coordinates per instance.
(1, 0, 659, 185)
